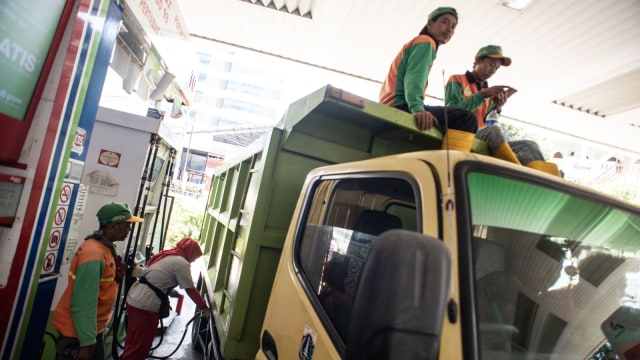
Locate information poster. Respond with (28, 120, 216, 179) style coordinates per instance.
(0, 0, 67, 120)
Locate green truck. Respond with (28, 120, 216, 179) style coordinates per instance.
(192, 85, 443, 358)
(192, 85, 640, 360)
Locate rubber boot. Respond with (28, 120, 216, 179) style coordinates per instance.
(526, 160, 561, 177)
(441, 129, 475, 152)
(493, 142, 521, 165)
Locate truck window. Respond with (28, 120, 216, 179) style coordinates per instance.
(296, 176, 419, 348)
(465, 171, 640, 359)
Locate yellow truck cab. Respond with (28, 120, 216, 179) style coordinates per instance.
(194, 86, 640, 360)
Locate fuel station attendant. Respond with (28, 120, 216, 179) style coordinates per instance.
(53, 202, 143, 360)
(121, 237, 211, 360)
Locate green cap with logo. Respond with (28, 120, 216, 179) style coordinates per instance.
(97, 202, 144, 226)
(428, 7, 458, 21)
(476, 45, 512, 66)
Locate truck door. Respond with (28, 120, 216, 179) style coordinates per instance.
(259, 158, 440, 359)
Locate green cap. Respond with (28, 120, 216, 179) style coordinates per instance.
(476, 45, 512, 66)
(97, 202, 143, 226)
(428, 7, 458, 21)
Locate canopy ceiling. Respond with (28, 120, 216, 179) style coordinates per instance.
(127, 0, 640, 154)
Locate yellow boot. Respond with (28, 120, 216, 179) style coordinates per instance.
(441, 129, 475, 152)
(493, 142, 521, 165)
(526, 160, 561, 177)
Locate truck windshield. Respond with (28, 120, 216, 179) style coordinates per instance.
(466, 171, 640, 359)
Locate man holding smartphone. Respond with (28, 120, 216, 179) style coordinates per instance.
(445, 45, 561, 176)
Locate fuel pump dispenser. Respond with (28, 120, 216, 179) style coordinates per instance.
(44, 106, 180, 359)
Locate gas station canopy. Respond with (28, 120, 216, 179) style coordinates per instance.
(123, 0, 640, 153)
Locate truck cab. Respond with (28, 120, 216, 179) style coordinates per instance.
(259, 151, 640, 360)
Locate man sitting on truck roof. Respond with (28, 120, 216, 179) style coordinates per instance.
(380, 7, 478, 152)
(445, 45, 561, 176)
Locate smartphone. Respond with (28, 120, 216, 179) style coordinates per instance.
(502, 86, 517, 97)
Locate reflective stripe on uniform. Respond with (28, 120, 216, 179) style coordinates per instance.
(69, 272, 114, 282)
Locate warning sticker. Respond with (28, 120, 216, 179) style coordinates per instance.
(54, 206, 68, 227)
(98, 149, 121, 168)
(42, 252, 57, 273)
(59, 183, 73, 205)
(48, 229, 62, 249)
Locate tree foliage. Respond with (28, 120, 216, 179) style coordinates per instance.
(165, 193, 206, 248)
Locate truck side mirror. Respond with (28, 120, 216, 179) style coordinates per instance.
(346, 229, 451, 360)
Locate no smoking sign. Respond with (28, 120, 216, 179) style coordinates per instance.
(59, 183, 73, 205)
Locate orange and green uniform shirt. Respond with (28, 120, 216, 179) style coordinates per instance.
(445, 71, 497, 128)
(52, 234, 118, 346)
(379, 34, 438, 113)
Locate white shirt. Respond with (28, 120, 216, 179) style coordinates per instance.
(126, 255, 195, 311)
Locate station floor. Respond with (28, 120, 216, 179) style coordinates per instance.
(115, 288, 204, 360)
(148, 291, 204, 360)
